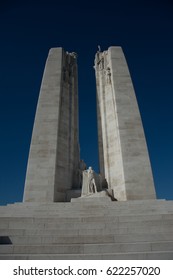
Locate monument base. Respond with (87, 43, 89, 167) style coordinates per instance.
(0, 199, 173, 259)
(71, 189, 114, 203)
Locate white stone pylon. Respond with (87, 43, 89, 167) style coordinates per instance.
(23, 48, 80, 202)
(94, 47, 156, 201)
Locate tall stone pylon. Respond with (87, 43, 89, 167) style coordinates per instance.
(94, 47, 156, 201)
(23, 48, 80, 202)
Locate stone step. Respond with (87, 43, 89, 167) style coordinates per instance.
(1, 203, 173, 212)
(1, 207, 173, 217)
(2, 233, 173, 245)
(1, 241, 173, 255)
(1, 251, 173, 260)
(11, 199, 167, 207)
(13, 199, 170, 207)
(1, 215, 173, 225)
(0, 213, 173, 223)
(0, 214, 173, 225)
(35, 202, 173, 209)
(0, 200, 173, 260)
(1, 200, 172, 212)
(0, 227, 173, 239)
(1, 227, 173, 238)
(1, 220, 173, 232)
(2, 203, 173, 209)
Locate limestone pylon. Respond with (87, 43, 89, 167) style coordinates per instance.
(94, 47, 156, 201)
(23, 48, 80, 202)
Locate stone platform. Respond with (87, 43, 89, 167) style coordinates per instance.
(0, 199, 173, 259)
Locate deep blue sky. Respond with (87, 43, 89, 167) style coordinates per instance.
(0, 0, 173, 205)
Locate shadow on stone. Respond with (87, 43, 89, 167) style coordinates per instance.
(104, 189, 118, 201)
(0, 236, 12, 244)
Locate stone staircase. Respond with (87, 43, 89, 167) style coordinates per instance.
(0, 198, 173, 259)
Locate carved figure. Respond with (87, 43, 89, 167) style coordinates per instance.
(70, 52, 77, 59)
(106, 67, 111, 84)
(99, 56, 104, 70)
(98, 45, 101, 52)
(88, 166, 97, 193)
(81, 166, 97, 196)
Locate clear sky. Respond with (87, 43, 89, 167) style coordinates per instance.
(0, 0, 173, 205)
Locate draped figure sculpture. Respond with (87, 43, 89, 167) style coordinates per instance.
(81, 167, 97, 196)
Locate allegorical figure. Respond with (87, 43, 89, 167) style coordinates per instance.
(81, 166, 97, 196)
(88, 166, 97, 193)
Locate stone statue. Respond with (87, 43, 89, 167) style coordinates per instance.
(98, 45, 101, 52)
(106, 67, 111, 84)
(79, 166, 116, 201)
(88, 167, 97, 193)
(70, 52, 77, 59)
(98, 55, 104, 70)
(81, 166, 97, 196)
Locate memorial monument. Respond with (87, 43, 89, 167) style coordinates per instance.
(0, 46, 173, 260)
(23, 46, 156, 202)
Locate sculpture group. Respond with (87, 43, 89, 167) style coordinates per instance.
(23, 46, 156, 203)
